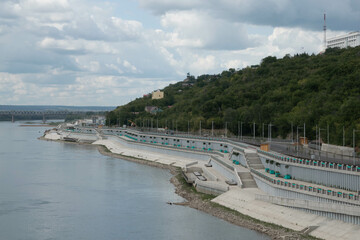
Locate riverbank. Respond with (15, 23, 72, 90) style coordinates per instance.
(97, 144, 314, 240)
(40, 135, 317, 239)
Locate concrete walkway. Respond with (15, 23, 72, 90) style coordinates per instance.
(45, 129, 360, 239)
(212, 188, 360, 240)
(93, 139, 197, 168)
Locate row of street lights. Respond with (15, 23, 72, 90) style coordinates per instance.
(131, 118, 359, 162)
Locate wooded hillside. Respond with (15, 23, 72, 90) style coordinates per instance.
(107, 47, 360, 146)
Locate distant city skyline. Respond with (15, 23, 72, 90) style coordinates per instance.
(0, 0, 359, 106)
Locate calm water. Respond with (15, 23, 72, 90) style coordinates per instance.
(0, 121, 268, 240)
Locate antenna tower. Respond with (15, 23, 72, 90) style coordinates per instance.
(323, 12, 327, 50)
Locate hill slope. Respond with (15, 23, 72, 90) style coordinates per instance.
(107, 47, 360, 146)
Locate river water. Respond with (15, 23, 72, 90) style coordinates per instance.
(0, 121, 268, 240)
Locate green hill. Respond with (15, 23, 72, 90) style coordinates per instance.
(107, 47, 360, 146)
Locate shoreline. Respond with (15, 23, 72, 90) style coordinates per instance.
(40, 137, 316, 240)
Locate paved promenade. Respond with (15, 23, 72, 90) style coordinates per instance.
(213, 188, 360, 240)
(43, 128, 360, 239)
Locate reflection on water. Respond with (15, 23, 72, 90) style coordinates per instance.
(0, 121, 268, 240)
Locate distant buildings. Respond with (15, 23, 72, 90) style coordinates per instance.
(92, 116, 106, 125)
(144, 106, 162, 114)
(152, 90, 164, 100)
(327, 31, 360, 49)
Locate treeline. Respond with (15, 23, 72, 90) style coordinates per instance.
(107, 47, 360, 146)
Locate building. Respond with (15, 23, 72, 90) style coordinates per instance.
(327, 31, 360, 49)
(144, 106, 162, 114)
(152, 90, 164, 100)
(92, 116, 106, 125)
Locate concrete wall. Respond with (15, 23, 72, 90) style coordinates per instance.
(259, 156, 360, 192)
(195, 180, 228, 196)
(209, 157, 236, 182)
(256, 194, 360, 225)
(322, 143, 354, 156)
(108, 136, 210, 161)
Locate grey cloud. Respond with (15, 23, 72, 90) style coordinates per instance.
(0, 1, 21, 20)
(0, 29, 80, 74)
(62, 17, 110, 41)
(217, 0, 360, 31)
(138, 0, 201, 15)
(140, 0, 360, 31)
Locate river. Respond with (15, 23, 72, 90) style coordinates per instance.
(0, 121, 268, 240)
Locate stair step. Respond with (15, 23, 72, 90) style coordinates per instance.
(249, 164, 265, 169)
(242, 182, 258, 188)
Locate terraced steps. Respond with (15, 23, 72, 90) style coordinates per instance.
(245, 152, 265, 170)
(238, 172, 258, 188)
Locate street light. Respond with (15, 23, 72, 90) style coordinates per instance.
(188, 120, 190, 136)
(268, 123, 274, 142)
(296, 126, 303, 155)
(318, 127, 326, 160)
(253, 122, 256, 140)
(225, 122, 228, 138)
(241, 121, 243, 140)
(199, 120, 202, 136)
(353, 129, 360, 165)
(212, 121, 214, 137)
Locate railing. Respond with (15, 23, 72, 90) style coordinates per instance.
(255, 194, 360, 216)
(250, 168, 360, 203)
(258, 149, 360, 174)
(269, 142, 360, 165)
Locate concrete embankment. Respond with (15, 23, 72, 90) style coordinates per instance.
(41, 129, 360, 240)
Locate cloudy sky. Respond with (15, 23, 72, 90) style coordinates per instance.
(0, 0, 359, 106)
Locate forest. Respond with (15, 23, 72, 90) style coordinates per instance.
(106, 46, 360, 146)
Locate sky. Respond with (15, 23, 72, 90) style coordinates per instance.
(0, 0, 359, 106)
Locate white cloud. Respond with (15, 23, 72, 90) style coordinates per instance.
(21, 0, 71, 12)
(160, 10, 253, 50)
(0, 0, 358, 106)
(39, 37, 119, 54)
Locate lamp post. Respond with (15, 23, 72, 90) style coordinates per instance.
(212, 121, 214, 137)
(353, 129, 360, 165)
(253, 122, 256, 140)
(296, 126, 301, 154)
(199, 120, 201, 136)
(188, 120, 190, 136)
(225, 122, 228, 138)
(327, 124, 329, 144)
(268, 123, 273, 142)
(318, 127, 326, 160)
(241, 122, 243, 140)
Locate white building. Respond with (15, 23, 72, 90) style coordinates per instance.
(327, 31, 360, 49)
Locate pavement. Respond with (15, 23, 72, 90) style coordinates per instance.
(212, 188, 360, 240)
(93, 139, 198, 168)
(44, 129, 360, 239)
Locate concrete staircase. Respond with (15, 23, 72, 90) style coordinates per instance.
(238, 172, 257, 188)
(245, 152, 265, 170)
